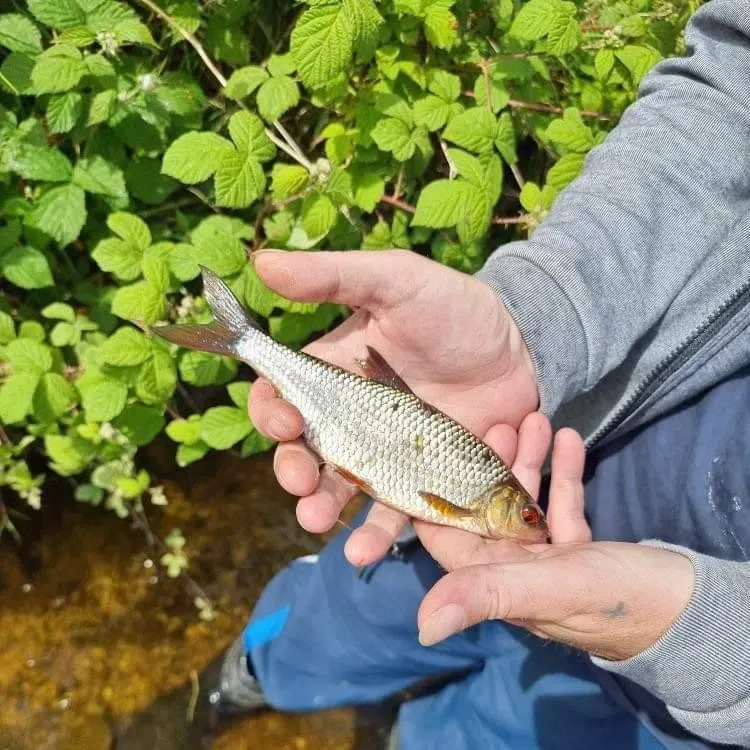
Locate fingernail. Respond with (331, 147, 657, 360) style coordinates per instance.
(418, 604, 466, 646)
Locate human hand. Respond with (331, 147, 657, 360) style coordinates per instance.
(249, 249, 539, 566)
(416, 415, 695, 662)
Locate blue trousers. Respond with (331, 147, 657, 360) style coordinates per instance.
(242, 505, 702, 750)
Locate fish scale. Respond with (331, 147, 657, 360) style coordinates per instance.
(151, 267, 548, 542)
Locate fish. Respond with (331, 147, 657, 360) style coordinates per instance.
(150, 266, 549, 543)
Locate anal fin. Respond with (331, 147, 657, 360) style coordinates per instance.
(334, 466, 376, 497)
(418, 491, 475, 520)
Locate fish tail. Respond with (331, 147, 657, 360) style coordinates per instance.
(151, 266, 259, 359)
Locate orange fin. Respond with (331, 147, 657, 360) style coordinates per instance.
(418, 491, 475, 520)
(334, 467, 375, 497)
(358, 346, 414, 393)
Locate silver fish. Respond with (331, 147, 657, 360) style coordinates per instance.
(151, 267, 548, 542)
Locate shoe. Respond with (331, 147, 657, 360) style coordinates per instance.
(209, 633, 269, 716)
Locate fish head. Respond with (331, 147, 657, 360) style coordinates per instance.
(483, 482, 549, 542)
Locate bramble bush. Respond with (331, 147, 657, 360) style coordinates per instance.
(0, 1, 697, 561)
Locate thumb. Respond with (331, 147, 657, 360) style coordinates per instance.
(417, 558, 579, 646)
(255, 249, 427, 310)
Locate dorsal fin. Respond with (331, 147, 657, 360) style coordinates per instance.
(358, 346, 413, 393)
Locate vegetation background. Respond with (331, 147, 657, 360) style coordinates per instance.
(0, 0, 700, 598)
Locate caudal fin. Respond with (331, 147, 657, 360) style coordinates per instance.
(151, 266, 259, 358)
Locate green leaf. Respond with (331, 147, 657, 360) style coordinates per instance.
(0, 14, 42, 54)
(595, 49, 615, 81)
(256, 76, 300, 122)
(0, 372, 39, 424)
(97, 327, 151, 366)
(5, 337, 53, 374)
(271, 164, 310, 200)
(41, 303, 75, 322)
(28, 0, 85, 29)
(615, 45, 662, 85)
(166, 416, 202, 445)
(510, 0, 557, 40)
(0, 311, 16, 344)
(546, 8, 579, 55)
(72, 156, 127, 199)
(27, 184, 86, 247)
(161, 131, 234, 184)
(240, 428, 275, 457)
(413, 95, 458, 132)
(47, 92, 84, 134)
(108, 212, 151, 250)
(31, 45, 86, 94)
(87, 89, 118, 125)
(423, 4, 458, 50)
(32, 372, 76, 421)
(227, 380, 250, 409)
(59, 25, 97, 46)
(448, 149, 484, 188)
(18, 321, 46, 342)
(413, 179, 474, 228)
(268, 53, 296, 77)
(92, 238, 143, 281)
(200, 406, 252, 450)
(214, 151, 266, 208)
(78, 377, 127, 423)
(179, 351, 237, 386)
(351, 168, 385, 212)
(45, 434, 90, 476)
(228, 111, 275, 162)
(443, 107, 498, 153)
(111, 282, 167, 325)
(176, 440, 210, 467)
(546, 151, 585, 190)
(302, 193, 338, 238)
(0, 52, 35, 94)
(136, 348, 176, 405)
(113, 404, 165, 446)
(224, 65, 270, 99)
(474, 75, 509, 114)
(428, 69, 460, 102)
(125, 158, 178, 205)
(190, 215, 249, 277)
(113, 18, 157, 47)
(1, 246, 53, 289)
(494, 112, 517, 164)
(49, 321, 77, 346)
(141, 250, 171, 292)
(545, 108, 594, 153)
(6, 143, 73, 182)
(291, 3, 353, 89)
(168, 243, 200, 282)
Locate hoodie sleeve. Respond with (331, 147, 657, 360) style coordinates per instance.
(590, 541, 750, 747)
(477, 0, 750, 437)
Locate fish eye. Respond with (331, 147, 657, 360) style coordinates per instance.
(520, 503, 542, 526)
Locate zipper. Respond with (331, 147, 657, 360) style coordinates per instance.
(587, 278, 750, 448)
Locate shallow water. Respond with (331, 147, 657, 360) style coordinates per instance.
(0, 442, 392, 750)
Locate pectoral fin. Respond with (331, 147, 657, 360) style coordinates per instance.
(418, 491, 475, 520)
(358, 346, 414, 394)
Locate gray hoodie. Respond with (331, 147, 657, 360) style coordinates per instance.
(478, 1, 750, 746)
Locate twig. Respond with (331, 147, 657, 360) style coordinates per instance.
(381, 194, 416, 214)
(187, 187, 219, 213)
(141, 196, 198, 218)
(507, 99, 615, 122)
(136, 0, 314, 172)
(0, 425, 10, 445)
(187, 670, 200, 723)
(494, 215, 531, 225)
(393, 165, 405, 201)
(176, 383, 201, 415)
(509, 162, 525, 190)
(439, 140, 457, 179)
(481, 59, 493, 113)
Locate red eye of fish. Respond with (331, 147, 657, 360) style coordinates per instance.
(520, 504, 542, 526)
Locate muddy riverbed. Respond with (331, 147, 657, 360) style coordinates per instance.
(0, 442, 393, 750)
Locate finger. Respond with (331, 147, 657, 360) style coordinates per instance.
(273, 440, 320, 497)
(417, 558, 582, 646)
(482, 423, 518, 466)
(548, 428, 591, 544)
(344, 503, 409, 566)
(255, 249, 425, 311)
(249, 378, 305, 441)
(295, 466, 358, 534)
(511, 412, 552, 500)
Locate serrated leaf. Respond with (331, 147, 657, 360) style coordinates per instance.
(257, 76, 300, 122)
(302, 193, 337, 238)
(73, 156, 127, 199)
(136, 348, 176, 404)
(520, 182, 542, 212)
(27, 184, 86, 247)
(546, 108, 594, 153)
(413, 95, 453, 131)
(424, 5, 458, 50)
(200, 406, 252, 450)
(427, 69, 460, 101)
(546, 151, 585, 189)
(179, 351, 237, 386)
(443, 107, 498, 153)
(351, 168, 385, 212)
(166, 416, 201, 445)
(142, 251, 170, 292)
(190, 215, 250, 277)
(228, 110, 275, 161)
(371, 118, 417, 161)
(176, 440, 210, 467)
(0, 52, 35, 94)
(18, 321, 45, 342)
(33, 372, 76, 421)
(474, 74, 509, 114)
(448, 149, 484, 187)
(227, 380, 250, 409)
(291, 3, 354, 89)
(111, 282, 167, 325)
(161, 131, 234, 184)
(267, 53, 296, 77)
(31, 45, 86, 94)
(108, 212, 151, 250)
(412, 179, 474, 228)
(1, 245, 53, 289)
(28, 0, 85, 30)
(0, 14, 42, 54)
(594, 48, 615, 81)
(6, 143, 73, 182)
(125, 157, 178, 205)
(5, 336, 52, 374)
(91, 238, 143, 281)
(114, 18, 157, 47)
(97, 327, 151, 366)
(168, 243, 200, 282)
(49, 321, 77, 346)
(510, 0, 556, 40)
(113, 404, 164, 446)
(546, 7, 579, 55)
(271, 164, 310, 200)
(0, 372, 39, 424)
(87, 89, 117, 125)
(47, 92, 84, 134)
(45, 434, 89, 476)
(0, 311, 16, 344)
(59, 25, 97, 46)
(240, 428, 275, 457)
(78, 377, 127, 423)
(615, 45, 662, 85)
(495, 112, 517, 164)
(224, 65, 269, 99)
(214, 151, 266, 208)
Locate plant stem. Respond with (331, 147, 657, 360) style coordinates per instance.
(507, 98, 615, 121)
(381, 194, 416, 214)
(494, 215, 531, 225)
